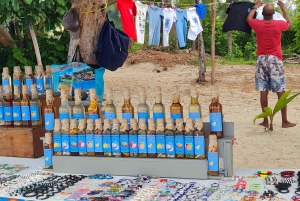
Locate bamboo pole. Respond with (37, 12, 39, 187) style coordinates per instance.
(211, 0, 217, 85)
(29, 24, 42, 66)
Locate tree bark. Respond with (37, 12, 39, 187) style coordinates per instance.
(228, 31, 232, 54)
(68, 0, 107, 65)
(197, 31, 206, 83)
(0, 25, 16, 48)
(211, 0, 217, 85)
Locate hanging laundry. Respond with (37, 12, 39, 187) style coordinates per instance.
(256, 5, 286, 21)
(147, 5, 163, 46)
(162, 8, 176, 47)
(194, 4, 207, 20)
(135, 1, 148, 44)
(117, 0, 137, 41)
(174, 9, 187, 48)
(187, 7, 203, 41)
(222, 2, 255, 34)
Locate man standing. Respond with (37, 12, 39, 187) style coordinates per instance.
(246, 0, 295, 128)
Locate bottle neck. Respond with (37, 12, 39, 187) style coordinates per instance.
(139, 97, 146, 104)
(172, 97, 179, 103)
(124, 98, 131, 105)
(14, 93, 20, 100)
(106, 99, 114, 104)
(211, 96, 219, 104)
(191, 97, 199, 104)
(61, 99, 69, 105)
(31, 91, 38, 99)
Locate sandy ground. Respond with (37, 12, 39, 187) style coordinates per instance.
(103, 62, 300, 169)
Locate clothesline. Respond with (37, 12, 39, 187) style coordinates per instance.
(135, 0, 230, 6)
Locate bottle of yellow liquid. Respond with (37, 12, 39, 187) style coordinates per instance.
(184, 118, 195, 159)
(175, 118, 185, 158)
(120, 119, 130, 157)
(170, 86, 183, 124)
(121, 88, 134, 123)
(138, 119, 148, 158)
(188, 86, 201, 122)
(208, 134, 219, 176)
(86, 119, 95, 156)
(104, 88, 117, 121)
(103, 119, 112, 157)
(88, 88, 100, 121)
(156, 118, 166, 158)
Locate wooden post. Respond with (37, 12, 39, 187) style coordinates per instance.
(29, 24, 42, 66)
(211, 0, 217, 85)
(228, 31, 232, 54)
(197, 21, 206, 83)
(0, 25, 16, 48)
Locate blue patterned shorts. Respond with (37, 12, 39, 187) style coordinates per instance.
(255, 55, 286, 92)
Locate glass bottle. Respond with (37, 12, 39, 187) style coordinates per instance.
(44, 65, 53, 91)
(4, 86, 13, 126)
(209, 85, 224, 138)
(53, 119, 62, 156)
(121, 88, 134, 124)
(165, 118, 175, 158)
(194, 119, 206, 159)
(188, 86, 201, 122)
(44, 90, 55, 133)
(86, 119, 95, 156)
(13, 66, 22, 96)
(21, 85, 31, 126)
(138, 118, 148, 158)
(175, 118, 185, 158)
(24, 66, 34, 94)
(94, 119, 104, 157)
(69, 119, 79, 156)
(104, 87, 117, 121)
(30, 84, 42, 126)
(103, 119, 112, 157)
(59, 88, 71, 121)
(153, 86, 165, 124)
(129, 118, 138, 157)
(185, 118, 195, 159)
(2, 67, 11, 98)
(156, 118, 166, 158)
(111, 119, 121, 157)
(88, 88, 100, 121)
(73, 89, 85, 122)
(34, 65, 45, 95)
(208, 134, 219, 176)
(147, 118, 157, 158)
(44, 132, 53, 169)
(78, 119, 87, 156)
(170, 86, 183, 124)
(13, 85, 22, 126)
(0, 87, 5, 126)
(137, 87, 149, 125)
(61, 119, 70, 156)
(120, 119, 130, 157)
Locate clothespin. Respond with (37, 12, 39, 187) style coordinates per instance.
(162, 5, 165, 9)
(148, 2, 152, 7)
(174, 7, 177, 10)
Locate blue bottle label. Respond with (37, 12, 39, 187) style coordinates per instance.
(184, 136, 194, 155)
(21, 106, 31, 121)
(165, 136, 175, 155)
(210, 113, 223, 132)
(12, 106, 21, 121)
(153, 112, 164, 123)
(44, 149, 53, 167)
(45, 77, 53, 90)
(129, 135, 138, 154)
(44, 113, 54, 130)
(35, 78, 44, 93)
(30, 105, 40, 121)
(88, 114, 98, 120)
(13, 79, 21, 92)
(111, 135, 120, 153)
(2, 79, 9, 94)
(53, 134, 62, 152)
(72, 113, 83, 121)
(59, 113, 69, 120)
(189, 112, 201, 121)
(103, 135, 112, 153)
(25, 78, 33, 92)
(194, 136, 205, 155)
(69, 135, 78, 153)
(147, 135, 156, 154)
(4, 106, 12, 121)
(78, 135, 86, 153)
(0, 106, 4, 121)
(208, 152, 219, 172)
(156, 135, 166, 154)
(86, 134, 95, 152)
(171, 113, 182, 122)
(94, 135, 103, 152)
(122, 113, 132, 122)
(175, 135, 184, 155)
(105, 112, 115, 121)
(138, 112, 149, 124)
(120, 134, 129, 153)
(138, 135, 147, 154)
(61, 135, 70, 152)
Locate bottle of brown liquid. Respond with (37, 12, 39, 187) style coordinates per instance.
(129, 118, 138, 157)
(121, 88, 134, 124)
(147, 118, 157, 158)
(24, 66, 34, 95)
(69, 119, 79, 156)
(170, 86, 183, 124)
(194, 119, 206, 159)
(120, 119, 130, 157)
(21, 85, 31, 126)
(13, 85, 22, 126)
(156, 118, 166, 158)
(13, 66, 23, 98)
(175, 118, 185, 158)
(88, 88, 100, 121)
(209, 85, 223, 138)
(94, 119, 104, 157)
(207, 134, 219, 176)
(78, 119, 87, 156)
(44, 132, 53, 169)
(86, 119, 95, 156)
(30, 84, 42, 126)
(138, 119, 148, 158)
(4, 86, 13, 126)
(44, 90, 55, 133)
(53, 119, 62, 156)
(103, 119, 112, 157)
(184, 118, 195, 159)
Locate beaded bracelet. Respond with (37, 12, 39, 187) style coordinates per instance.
(280, 171, 295, 178)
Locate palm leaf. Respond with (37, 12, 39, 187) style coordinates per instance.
(273, 92, 300, 116)
(263, 107, 273, 117)
(253, 112, 268, 124)
(273, 90, 291, 115)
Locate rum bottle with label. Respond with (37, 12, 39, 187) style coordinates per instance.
(122, 88, 134, 123)
(185, 118, 195, 159)
(13, 85, 22, 126)
(73, 89, 85, 122)
(4, 86, 13, 126)
(44, 65, 53, 90)
(88, 88, 100, 121)
(86, 119, 95, 156)
(69, 119, 79, 156)
(13, 66, 22, 96)
(104, 88, 116, 121)
(61, 119, 70, 156)
(44, 90, 55, 133)
(120, 119, 130, 157)
(165, 118, 175, 158)
(175, 118, 185, 158)
(0, 87, 5, 126)
(2, 67, 11, 97)
(209, 85, 223, 138)
(78, 119, 87, 156)
(208, 134, 219, 176)
(59, 88, 71, 121)
(170, 86, 183, 124)
(94, 119, 103, 157)
(189, 86, 201, 122)
(103, 119, 112, 157)
(24, 66, 34, 94)
(153, 86, 165, 124)
(138, 119, 148, 158)
(111, 119, 121, 157)
(44, 132, 53, 169)
(194, 119, 206, 159)
(156, 118, 166, 158)
(34, 65, 45, 95)
(137, 87, 149, 125)
(21, 85, 31, 126)
(53, 119, 62, 156)
(30, 84, 42, 126)
(129, 118, 138, 157)
(147, 118, 157, 158)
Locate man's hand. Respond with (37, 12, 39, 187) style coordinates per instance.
(277, 1, 285, 10)
(278, 0, 291, 27)
(255, 0, 263, 8)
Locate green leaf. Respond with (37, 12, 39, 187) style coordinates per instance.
(273, 92, 300, 116)
(253, 112, 269, 124)
(23, 0, 33, 4)
(263, 107, 273, 117)
(273, 90, 291, 114)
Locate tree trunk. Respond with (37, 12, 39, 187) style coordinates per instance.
(197, 20, 206, 84)
(211, 0, 217, 85)
(16, 27, 23, 48)
(228, 31, 232, 54)
(68, 0, 107, 65)
(0, 25, 16, 48)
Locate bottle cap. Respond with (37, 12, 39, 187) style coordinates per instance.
(104, 119, 110, 125)
(139, 118, 147, 129)
(55, 119, 61, 125)
(130, 118, 137, 124)
(46, 90, 53, 96)
(89, 88, 96, 95)
(166, 118, 174, 130)
(195, 118, 203, 130)
(148, 118, 155, 130)
(139, 118, 146, 125)
(13, 85, 19, 95)
(95, 119, 102, 125)
(79, 119, 86, 125)
(185, 118, 194, 131)
(61, 119, 69, 125)
(74, 89, 81, 96)
(121, 119, 128, 125)
(155, 86, 161, 92)
(87, 119, 94, 125)
(113, 119, 119, 125)
(14, 66, 21, 72)
(46, 65, 52, 71)
(2, 67, 9, 73)
(157, 119, 164, 125)
(186, 118, 193, 125)
(25, 66, 32, 73)
(70, 119, 77, 127)
(22, 85, 28, 92)
(120, 119, 128, 131)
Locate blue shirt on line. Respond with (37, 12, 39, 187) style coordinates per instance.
(175, 9, 187, 48)
(147, 5, 162, 46)
(195, 4, 207, 20)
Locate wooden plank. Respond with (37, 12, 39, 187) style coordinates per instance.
(29, 24, 42, 66)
